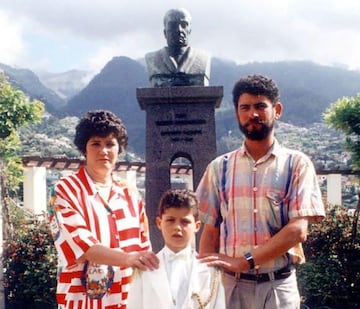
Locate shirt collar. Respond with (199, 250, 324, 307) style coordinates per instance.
(163, 245, 193, 262)
(241, 138, 281, 162)
(83, 168, 114, 195)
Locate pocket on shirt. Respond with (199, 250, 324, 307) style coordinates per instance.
(266, 190, 289, 232)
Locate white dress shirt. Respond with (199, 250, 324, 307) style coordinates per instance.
(163, 246, 193, 309)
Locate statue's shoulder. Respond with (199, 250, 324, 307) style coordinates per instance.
(188, 47, 210, 63)
(145, 47, 167, 62)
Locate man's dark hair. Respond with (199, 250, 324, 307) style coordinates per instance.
(158, 189, 199, 220)
(232, 74, 280, 108)
(74, 110, 128, 155)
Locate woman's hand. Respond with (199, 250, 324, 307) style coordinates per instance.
(128, 251, 160, 271)
(80, 245, 160, 270)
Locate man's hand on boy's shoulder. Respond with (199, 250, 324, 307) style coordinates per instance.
(197, 252, 248, 274)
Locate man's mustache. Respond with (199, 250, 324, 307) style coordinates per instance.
(245, 119, 265, 126)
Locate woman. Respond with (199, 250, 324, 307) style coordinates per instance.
(49, 110, 159, 309)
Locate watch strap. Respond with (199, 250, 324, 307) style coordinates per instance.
(244, 252, 255, 269)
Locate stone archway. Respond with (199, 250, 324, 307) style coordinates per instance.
(170, 154, 193, 190)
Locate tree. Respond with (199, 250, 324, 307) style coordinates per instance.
(323, 94, 360, 170)
(0, 71, 45, 306)
(0, 71, 44, 192)
(0, 71, 44, 236)
(323, 93, 360, 272)
(0, 74, 44, 139)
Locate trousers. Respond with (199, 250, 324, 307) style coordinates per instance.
(223, 269, 300, 309)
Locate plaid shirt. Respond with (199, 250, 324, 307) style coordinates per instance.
(49, 166, 151, 309)
(196, 140, 325, 273)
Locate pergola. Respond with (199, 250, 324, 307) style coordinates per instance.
(22, 155, 193, 175)
(21, 155, 193, 215)
(21, 155, 357, 216)
(22, 155, 360, 175)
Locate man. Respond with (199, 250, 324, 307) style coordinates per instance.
(196, 74, 325, 308)
(145, 8, 210, 87)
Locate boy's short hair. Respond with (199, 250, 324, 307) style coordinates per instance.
(158, 189, 199, 220)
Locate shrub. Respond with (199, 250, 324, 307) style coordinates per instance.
(2, 204, 57, 308)
(298, 205, 360, 308)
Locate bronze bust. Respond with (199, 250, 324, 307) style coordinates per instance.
(145, 8, 211, 87)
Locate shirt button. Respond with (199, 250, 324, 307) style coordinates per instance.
(111, 214, 116, 219)
(253, 209, 258, 213)
(253, 187, 258, 192)
(253, 167, 257, 172)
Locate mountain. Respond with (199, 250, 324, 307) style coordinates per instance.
(0, 63, 66, 113)
(58, 57, 360, 155)
(2, 57, 360, 157)
(210, 59, 360, 125)
(61, 58, 360, 128)
(62, 56, 149, 154)
(36, 69, 89, 101)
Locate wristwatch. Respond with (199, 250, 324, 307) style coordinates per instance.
(244, 252, 255, 270)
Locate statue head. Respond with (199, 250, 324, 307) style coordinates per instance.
(163, 8, 192, 50)
(145, 8, 210, 87)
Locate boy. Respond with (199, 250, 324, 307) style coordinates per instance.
(127, 189, 225, 309)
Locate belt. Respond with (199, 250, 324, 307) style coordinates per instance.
(224, 265, 293, 283)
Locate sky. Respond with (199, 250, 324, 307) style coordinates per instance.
(1, 0, 360, 77)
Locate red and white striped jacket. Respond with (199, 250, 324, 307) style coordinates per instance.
(49, 166, 151, 309)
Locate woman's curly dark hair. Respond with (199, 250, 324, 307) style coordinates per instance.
(74, 110, 128, 155)
(232, 74, 280, 109)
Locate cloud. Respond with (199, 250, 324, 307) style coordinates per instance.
(1, 0, 360, 72)
(86, 30, 161, 74)
(0, 10, 26, 66)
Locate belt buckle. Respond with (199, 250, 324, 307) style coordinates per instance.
(254, 272, 272, 283)
(267, 271, 275, 282)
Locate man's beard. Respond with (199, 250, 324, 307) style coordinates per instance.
(239, 119, 274, 141)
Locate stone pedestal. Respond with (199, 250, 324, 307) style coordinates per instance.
(137, 86, 223, 251)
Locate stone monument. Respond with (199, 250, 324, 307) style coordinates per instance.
(138, 8, 222, 251)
